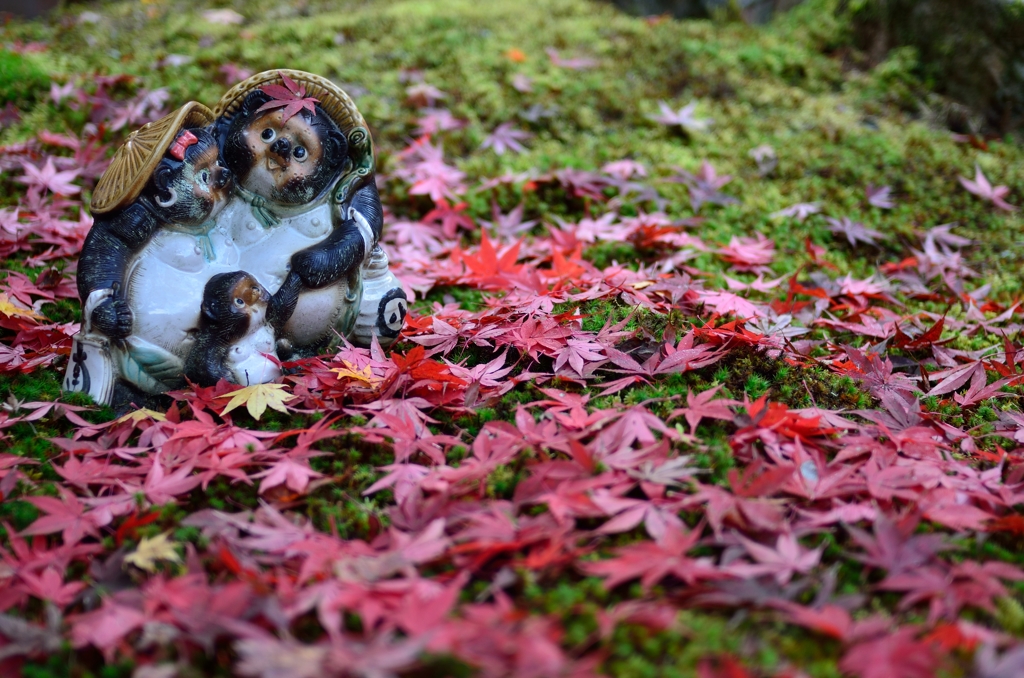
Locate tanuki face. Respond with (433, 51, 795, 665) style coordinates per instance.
(229, 274, 270, 317)
(182, 144, 233, 218)
(236, 110, 325, 204)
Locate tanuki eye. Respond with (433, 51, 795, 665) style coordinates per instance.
(199, 170, 210, 184)
(261, 128, 275, 142)
(293, 146, 306, 160)
(234, 297, 244, 307)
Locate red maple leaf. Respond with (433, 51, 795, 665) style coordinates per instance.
(459, 231, 523, 285)
(258, 71, 320, 121)
(777, 603, 854, 640)
(580, 523, 724, 590)
(422, 199, 475, 239)
(839, 628, 941, 678)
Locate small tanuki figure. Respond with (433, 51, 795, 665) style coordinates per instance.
(212, 70, 407, 358)
(65, 102, 237, 405)
(184, 271, 280, 387)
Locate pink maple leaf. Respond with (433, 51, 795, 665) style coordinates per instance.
(729, 533, 823, 584)
(655, 333, 726, 375)
(50, 81, 77, 106)
(20, 486, 101, 546)
(602, 159, 647, 181)
(827, 216, 885, 247)
(481, 122, 533, 155)
(723, 274, 786, 293)
(18, 158, 80, 196)
(717, 233, 774, 271)
(395, 139, 467, 202)
(866, 183, 895, 209)
(669, 386, 737, 435)
(446, 349, 515, 388)
(234, 637, 327, 678)
(422, 199, 475, 238)
(554, 337, 605, 377)
(20, 566, 86, 607)
(511, 73, 533, 92)
(479, 202, 537, 238)
(959, 165, 1017, 211)
(699, 290, 765, 318)
(846, 514, 948, 574)
(545, 47, 597, 70)
(647, 100, 711, 132)
(410, 317, 461, 355)
(591, 491, 684, 541)
(140, 456, 202, 504)
(951, 366, 1013, 408)
(219, 63, 253, 85)
(838, 274, 888, 297)
(363, 463, 430, 504)
(669, 161, 737, 211)
(405, 82, 447, 107)
(769, 202, 820, 222)
(70, 599, 148, 661)
(254, 456, 323, 495)
(415, 107, 466, 135)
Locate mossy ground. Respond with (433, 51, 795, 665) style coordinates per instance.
(2, 0, 1024, 676)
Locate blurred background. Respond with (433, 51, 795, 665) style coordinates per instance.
(3, 0, 1022, 136)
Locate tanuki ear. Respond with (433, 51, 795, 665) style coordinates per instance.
(201, 302, 216, 322)
(326, 129, 347, 167)
(238, 90, 272, 120)
(153, 165, 175, 194)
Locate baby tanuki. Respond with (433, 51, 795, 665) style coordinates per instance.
(184, 271, 281, 387)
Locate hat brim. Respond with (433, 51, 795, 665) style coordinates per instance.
(91, 101, 215, 215)
(213, 69, 367, 139)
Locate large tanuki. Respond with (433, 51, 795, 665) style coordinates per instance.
(211, 70, 407, 357)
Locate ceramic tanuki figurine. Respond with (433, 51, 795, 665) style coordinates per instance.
(65, 102, 237, 405)
(184, 271, 279, 387)
(64, 71, 407, 407)
(211, 70, 407, 358)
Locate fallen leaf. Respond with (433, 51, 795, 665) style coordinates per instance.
(124, 533, 181, 572)
(218, 383, 295, 420)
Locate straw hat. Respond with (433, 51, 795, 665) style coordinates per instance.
(212, 69, 374, 204)
(91, 102, 215, 215)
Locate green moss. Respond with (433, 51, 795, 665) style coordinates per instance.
(0, 49, 50, 108)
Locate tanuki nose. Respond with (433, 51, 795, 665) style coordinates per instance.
(270, 138, 291, 159)
(245, 284, 269, 305)
(214, 165, 231, 189)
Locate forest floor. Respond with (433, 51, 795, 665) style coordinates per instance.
(2, 0, 1024, 676)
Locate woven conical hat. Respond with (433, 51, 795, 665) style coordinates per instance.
(91, 102, 215, 215)
(213, 70, 374, 204)
(213, 69, 366, 137)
